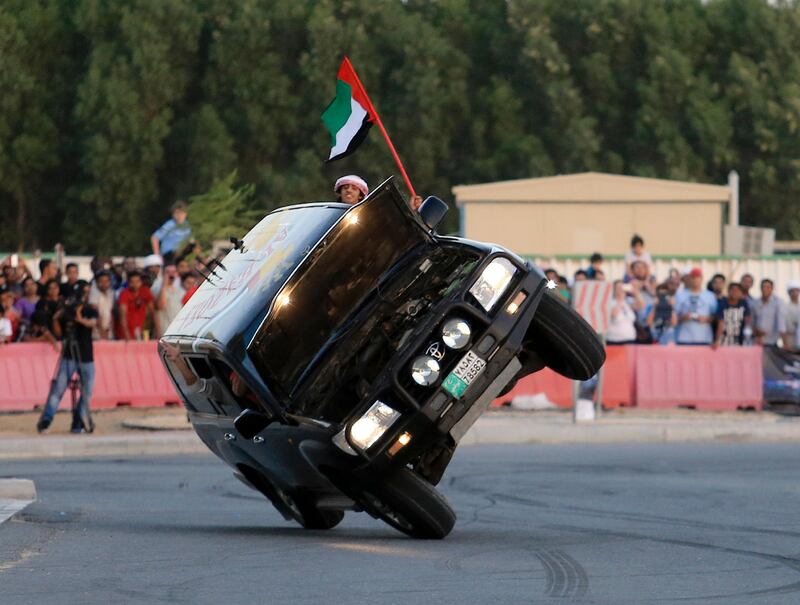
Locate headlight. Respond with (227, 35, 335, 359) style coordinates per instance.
(442, 318, 471, 349)
(469, 258, 517, 311)
(349, 401, 400, 450)
(411, 355, 440, 386)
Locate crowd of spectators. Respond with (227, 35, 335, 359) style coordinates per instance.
(0, 201, 207, 347)
(0, 253, 205, 346)
(547, 235, 800, 351)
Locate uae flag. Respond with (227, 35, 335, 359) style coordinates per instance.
(321, 57, 374, 162)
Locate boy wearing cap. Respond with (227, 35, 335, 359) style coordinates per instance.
(675, 268, 717, 345)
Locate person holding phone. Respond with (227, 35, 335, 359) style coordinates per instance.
(606, 280, 642, 344)
(156, 263, 185, 335)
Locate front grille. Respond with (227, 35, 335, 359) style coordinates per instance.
(397, 311, 488, 403)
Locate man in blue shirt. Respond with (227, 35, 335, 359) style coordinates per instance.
(676, 268, 718, 344)
(151, 201, 192, 264)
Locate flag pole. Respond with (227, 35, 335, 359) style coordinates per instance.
(343, 57, 417, 197)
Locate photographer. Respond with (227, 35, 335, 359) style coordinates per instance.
(647, 283, 678, 344)
(36, 281, 98, 434)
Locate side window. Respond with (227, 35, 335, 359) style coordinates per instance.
(162, 356, 222, 415)
(163, 353, 260, 417)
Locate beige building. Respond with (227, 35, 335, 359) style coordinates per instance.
(452, 172, 734, 256)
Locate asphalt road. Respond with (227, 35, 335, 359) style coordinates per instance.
(2, 443, 800, 605)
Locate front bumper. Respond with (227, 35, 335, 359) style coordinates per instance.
(341, 263, 547, 472)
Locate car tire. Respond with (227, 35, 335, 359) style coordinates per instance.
(272, 485, 345, 531)
(290, 495, 345, 530)
(526, 291, 606, 381)
(236, 465, 343, 530)
(358, 467, 456, 539)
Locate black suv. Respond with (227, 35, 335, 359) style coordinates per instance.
(159, 178, 604, 538)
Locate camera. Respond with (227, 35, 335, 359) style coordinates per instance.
(59, 282, 90, 335)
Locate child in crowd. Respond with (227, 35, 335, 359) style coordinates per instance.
(0, 306, 12, 344)
(625, 235, 654, 278)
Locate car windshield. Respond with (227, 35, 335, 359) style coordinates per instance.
(250, 188, 430, 398)
(166, 204, 345, 340)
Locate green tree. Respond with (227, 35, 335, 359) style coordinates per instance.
(66, 0, 203, 254)
(0, 0, 70, 250)
(187, 170, 261, 249)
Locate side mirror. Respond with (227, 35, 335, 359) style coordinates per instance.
(234, 408, 273, 439)
(418, 196, 448, 231)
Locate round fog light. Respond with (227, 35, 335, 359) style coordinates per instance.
(442, 318, 471, 349)
(411, 355, 440, 386)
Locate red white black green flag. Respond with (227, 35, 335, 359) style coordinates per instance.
(321, 57, 374, 162)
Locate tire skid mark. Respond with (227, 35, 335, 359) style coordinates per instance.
(449, 477, 800, 541)
(534, 548, 588, 598)
(553, 524, 800, 600)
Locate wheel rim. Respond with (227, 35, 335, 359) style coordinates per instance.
(275, 487, 304, 522)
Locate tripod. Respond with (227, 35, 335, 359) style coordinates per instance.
(50, 328, 95, 434)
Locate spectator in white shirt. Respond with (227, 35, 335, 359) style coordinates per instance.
(606, 280, 643, 344)
(752, 279, 786, 346)
(156, 264, 185, 336)
(88, 271, 115, 340)
(0, 306, 12, 344)
(784, 281, 800, 351)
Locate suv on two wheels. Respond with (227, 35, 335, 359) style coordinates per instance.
(159, 178, 604, 538)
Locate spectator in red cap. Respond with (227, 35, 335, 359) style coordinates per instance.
(334, 175, 369, 204)
(675, 267, 717, 345)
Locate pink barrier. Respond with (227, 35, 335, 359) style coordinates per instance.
(599, 345, 636, 408)
(0, 342, 179, 412)
(1, 341, 766, 413)
(492, 345, 636, 408)
(635, 345, 763, 410)
(493, 344, 764, 410)
(495, 369, 573, 408)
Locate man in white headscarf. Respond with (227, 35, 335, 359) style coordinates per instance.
(334, 175, 369, 205)
(334, 174, 422, 210)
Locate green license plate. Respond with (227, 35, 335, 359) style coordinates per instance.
(442, 351, 487, 398)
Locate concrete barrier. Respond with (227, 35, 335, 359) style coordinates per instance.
(492, 344, 763, 410)
(635, 344, 763, 410)
(0, 342, 178, 412)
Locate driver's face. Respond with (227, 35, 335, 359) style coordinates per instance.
(337, 184, 363, 205)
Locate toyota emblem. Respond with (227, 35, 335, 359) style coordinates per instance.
(426, 341, 445, 361)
